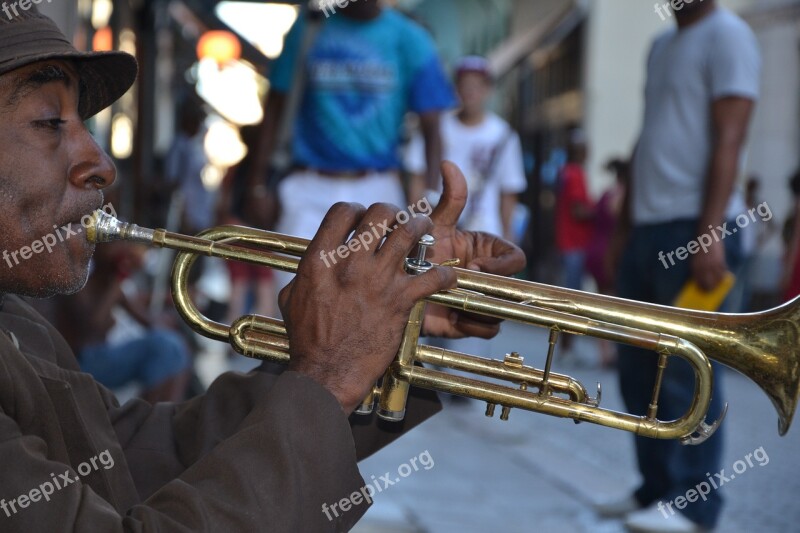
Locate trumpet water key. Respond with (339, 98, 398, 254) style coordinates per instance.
(87, 211, 800, 444)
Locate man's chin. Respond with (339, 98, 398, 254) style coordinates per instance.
(0, 262, 91, 299)
(14, 277, 88, 299)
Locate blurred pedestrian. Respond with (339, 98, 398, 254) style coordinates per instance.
(405, 56, 527, 240)
(555, 130, 594, 359)
(56, 242, 191, 403)
(257, 0, 455, 292)
(781, 170, 800, 301)
(165, 101, 213, 234)
(217, 125, 277, 336)
(733, 176, 775, 311)
(556, 130, 594, 292)
(586, 158, 628, 367)
(404, 55, 526, 374)
(603, 2, 761, 531)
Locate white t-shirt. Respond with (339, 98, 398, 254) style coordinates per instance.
(406, 111, 527, 236)
(632, 8, 761, 224)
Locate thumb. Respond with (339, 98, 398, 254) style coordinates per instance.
(431, 161, 468, 228)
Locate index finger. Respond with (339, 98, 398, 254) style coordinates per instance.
(405, 265, 458, 303)
(377, 214, 434, 266)
(305, 202, 366, 257)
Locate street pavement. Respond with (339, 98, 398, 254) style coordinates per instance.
(348, 322, 800, 533)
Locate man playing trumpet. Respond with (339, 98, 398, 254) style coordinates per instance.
(0, 6, 524, 532)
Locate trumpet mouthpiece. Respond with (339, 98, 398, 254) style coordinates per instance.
(86, 210, 155, 244)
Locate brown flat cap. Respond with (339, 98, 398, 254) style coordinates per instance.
(0, 5, 137, 118)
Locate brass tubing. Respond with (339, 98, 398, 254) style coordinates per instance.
(426, 290, 667, 351)
(454, 269, 800, 435)
(648, 353, 670, 420)
(216, 318, 711, 440)
(397, 337, 711, 441)
(229, 315, 290, 363)
(541, 329, 559, 396)
(415, 345, 587, 402)
(378, 301, 427, 421)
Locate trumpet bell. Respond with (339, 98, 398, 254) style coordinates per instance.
(720, 298, 800, 435)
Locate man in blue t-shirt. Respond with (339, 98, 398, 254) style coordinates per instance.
(258, 0, 455, 291)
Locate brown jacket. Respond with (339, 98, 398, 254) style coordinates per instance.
(0, 295, 440, 532)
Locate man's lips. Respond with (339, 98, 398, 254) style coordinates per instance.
(55, 205, 104, 231)
(51, 206, 104, 247)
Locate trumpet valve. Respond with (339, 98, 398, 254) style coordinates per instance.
(405, 235, 435, 275)
(354, 384, 381, 415)
(588, 382, 603, 408)
(485, 403, 496, 417)
(503, 352, 524, 368)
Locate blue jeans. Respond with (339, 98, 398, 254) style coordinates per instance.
(561, 250, 586, 291)
(617, 219, 742, 529)
(80, 329, 190, 390)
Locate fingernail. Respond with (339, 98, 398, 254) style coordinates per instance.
(449, 312, 458, 325)
(467, 263, 481, 271)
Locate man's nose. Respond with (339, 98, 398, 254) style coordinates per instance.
(67, 124, 117, 190)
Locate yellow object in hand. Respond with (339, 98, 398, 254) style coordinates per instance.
(673, 272, 737, 312)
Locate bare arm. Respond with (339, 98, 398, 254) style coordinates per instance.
(606, 154, 633, 284)
(693, 96, 755, 290)
(249, 92, 286, 188)
(120, 291, 152, 329)
(243, 91, 287, 228)
(500, 192, 518, 241)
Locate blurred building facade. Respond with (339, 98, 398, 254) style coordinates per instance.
(417, 0, 800, 300)
(40, 0, 800, 302)
(580, 0, 800, 303)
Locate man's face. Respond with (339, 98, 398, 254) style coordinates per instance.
(0, 60, 116, 297)
(456, 72, 492, 113)
(340, 0, 380, 18)
(678, 0, 714, 16)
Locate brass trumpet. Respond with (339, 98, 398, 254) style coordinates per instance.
(87, 212, 800, 444)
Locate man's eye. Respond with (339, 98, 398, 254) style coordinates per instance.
(34, 118, 66, 130)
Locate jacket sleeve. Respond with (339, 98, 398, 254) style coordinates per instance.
(0, 371, 368, 532)
(349, 385, 442, 462)
(106, 362, 441, 498)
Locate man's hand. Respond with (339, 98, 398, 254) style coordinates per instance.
(691, 238, 728, 292)
(280, 203, 457, 414)
(422, 162, 527, 339)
